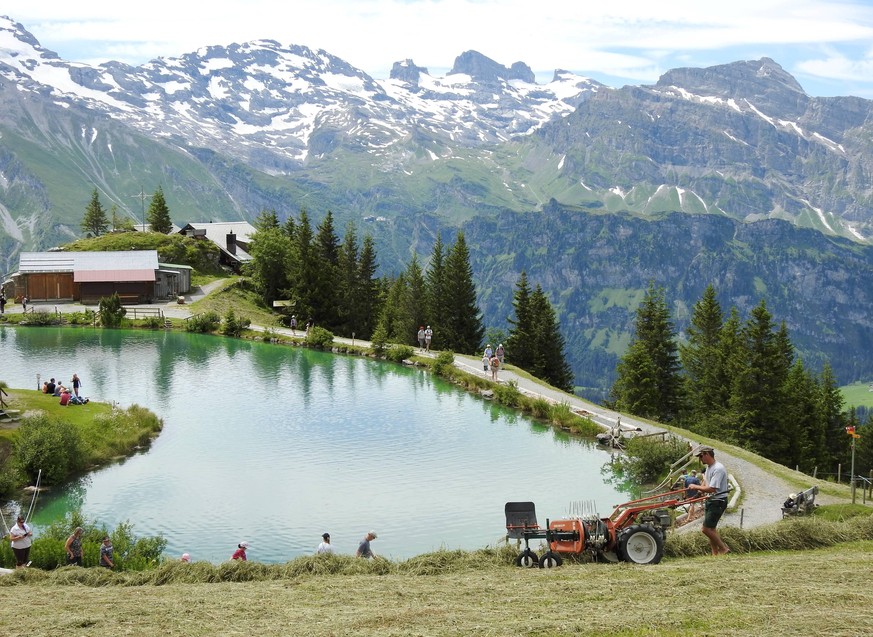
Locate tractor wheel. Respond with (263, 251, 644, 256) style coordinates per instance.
(515, 549, 539, 568)
(617, 525, 664, 565)
(538, 551, 563, 568)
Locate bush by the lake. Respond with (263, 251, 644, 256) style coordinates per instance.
(0, 511, 167, 572)
(186, 311, 221, 333)
(98, 292, 126, 328)
(432, 351, 455, 376)
(616, 434, 690, 484)
(305, 326, 334, 349)
(22, 309, 59, 326)
(493, 380, 521, 408)
(65, 309, 97, 325)
(79, 404, 163, 460)
(222, 309, 250, 337)
(13, 414, 84, 484)
(385, 344, 414, 363)
(141, 316, 164, 329)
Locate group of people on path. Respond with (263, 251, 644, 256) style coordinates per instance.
(417, 326, 433, 352)
(481, 343, 505, 381)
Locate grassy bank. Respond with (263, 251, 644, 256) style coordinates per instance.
(1, 539, 871, 636)
(0, 387, 163, 495)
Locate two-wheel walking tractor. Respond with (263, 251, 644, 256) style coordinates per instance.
(506, 489, 709, 567)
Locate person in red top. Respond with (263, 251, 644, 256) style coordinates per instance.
(231, 541, 249, 560)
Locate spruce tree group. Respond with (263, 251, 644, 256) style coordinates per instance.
(505, 272, 574, 392)
(611, 282, 860, 474)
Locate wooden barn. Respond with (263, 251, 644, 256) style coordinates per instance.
(10, 251, 161, 304)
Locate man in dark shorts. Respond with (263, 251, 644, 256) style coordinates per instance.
(687, 445, 730, 555)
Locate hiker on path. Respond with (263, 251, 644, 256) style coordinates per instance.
(424, 326, 433, 352)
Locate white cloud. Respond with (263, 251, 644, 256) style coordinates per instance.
(5, 0, 873, 96)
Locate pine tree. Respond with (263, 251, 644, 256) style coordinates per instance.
(254, 209, 280, 231)
(528, 285, 574, 391)
(819, 362, 848, 470)
(442, 232, 484, 353)
(729, 300, 793, 459)
(403, 255, 427, 345)
(146, 186, 172, 233)
(286, 210, 318, 323)
(611, 282, 682, 422)
(336, 222, 360, 337)
(782, 359, 819, 471)
(355, 234, 379, 339)
(506, 271, 534, 371)
(81, 188, 109, 236)
(680, 285, 726, 425)
(312, 211, 341, 328)
(425, 234, 448, 341)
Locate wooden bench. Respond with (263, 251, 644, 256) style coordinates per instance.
(117, 294, 141, 305)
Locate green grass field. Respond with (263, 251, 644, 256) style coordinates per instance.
(841, 381, 873, 408)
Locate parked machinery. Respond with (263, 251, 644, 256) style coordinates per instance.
(505, 489, 709, 567)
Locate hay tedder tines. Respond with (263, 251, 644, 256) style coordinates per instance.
(506, 489, 709, 568)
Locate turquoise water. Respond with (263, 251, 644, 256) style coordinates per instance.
(0, 326, 626, 562)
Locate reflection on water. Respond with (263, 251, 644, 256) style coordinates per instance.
(0, 326, 626, 562)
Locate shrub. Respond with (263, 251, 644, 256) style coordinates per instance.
(493, 380, 521, 407)
(618, 434, 690, 484)
(370, 323, 389, 355)
(528, 397, 552, 420)
(98, 293, 126, 328)
(13, 414, 84, 485)
(432, 351, 455, 376)
(386, 344, 414, 363)
(222, 309, 250, 337)
(548, 402, 574, 428)
(142, 316, 163, 329)
(1, 511, 167, 571)
(186, 311, 221, 333)
(22, 309, 58, 326)
(305, 326, 334, 349)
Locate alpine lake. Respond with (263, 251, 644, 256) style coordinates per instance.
(0, 326, 629, 562)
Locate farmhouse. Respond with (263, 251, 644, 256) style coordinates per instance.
(7, 251, 191, 304)
(178, 221, 255, 271)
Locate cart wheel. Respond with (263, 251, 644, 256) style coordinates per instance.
(538, 551, 563, 568)
(617, 525, 664, 565)
(515, 549, 539, 568)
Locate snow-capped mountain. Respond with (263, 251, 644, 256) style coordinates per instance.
(0, 16, 600, 172)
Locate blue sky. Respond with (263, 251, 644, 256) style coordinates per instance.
(4, 0, 873, 97)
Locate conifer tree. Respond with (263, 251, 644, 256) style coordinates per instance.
(442, 232, 484, 353)
(287, 210, 318, 322)
(729, 300, 793, 458)
(506, 271, 534, 371)
(254, 209, 280, 231)
(528, 284, 574, 391)
(403, 255, 427, 344)
(680, 285, 726, 423)
(355, 234, 379, 339)
(425, 234, 448, 340)
(819, 362, 848, 469)
(782, 359, 819, 471)
(81, 188, 109, 237)
(336, 222, 360, 336)
(611, 282, 682, 422)
(146, 186, 172, 233)
(313, 211, 341, 328)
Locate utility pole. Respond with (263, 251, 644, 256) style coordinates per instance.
(130, 186, 151, 230)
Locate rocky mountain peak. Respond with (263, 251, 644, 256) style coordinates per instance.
(450, 50, 535, 83)
(389, 59, 429, 84)
(656, 57, 804, 94)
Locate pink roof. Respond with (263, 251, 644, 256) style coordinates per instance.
(74, 269, 156, 283)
